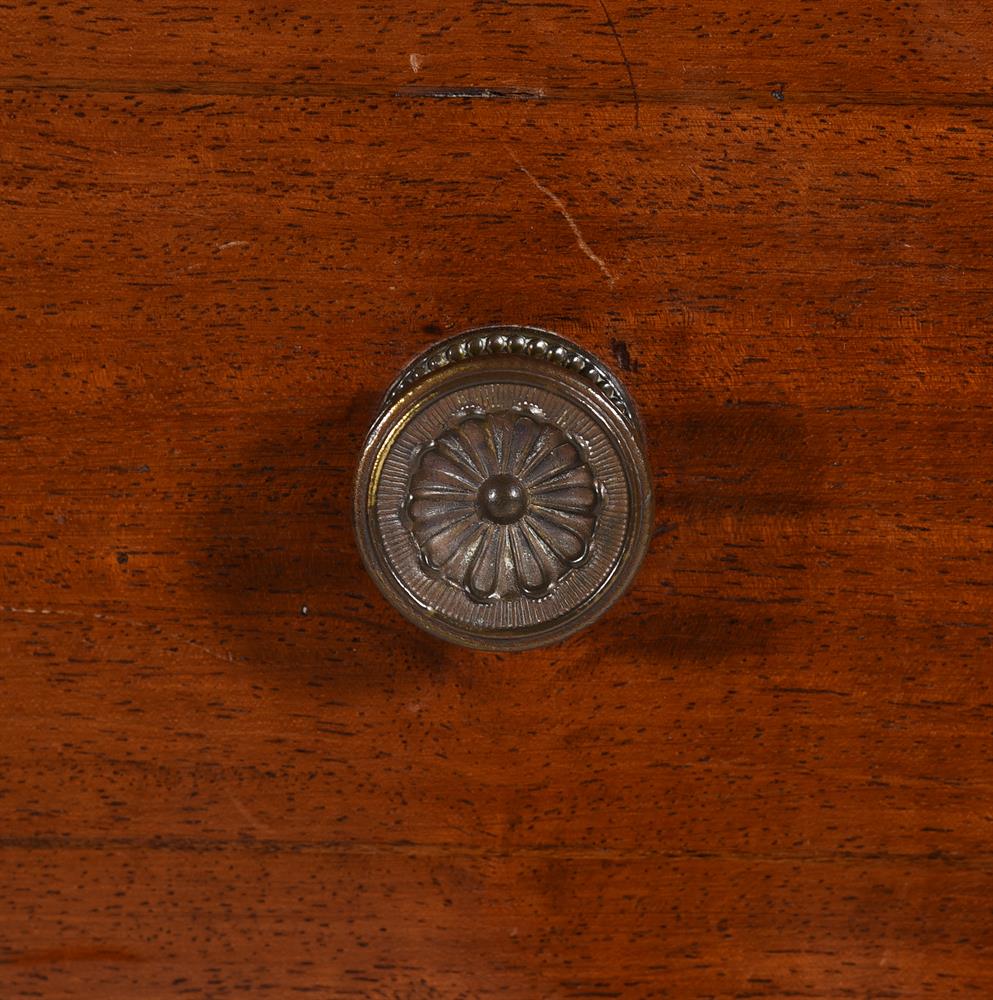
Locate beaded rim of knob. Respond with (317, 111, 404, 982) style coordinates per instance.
(382, 326, 639, 425)
(354, 326, 653, 651)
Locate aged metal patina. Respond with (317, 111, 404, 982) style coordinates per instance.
(354, 326, 653, 650)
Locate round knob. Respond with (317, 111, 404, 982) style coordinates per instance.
(353, 326, 653, 650)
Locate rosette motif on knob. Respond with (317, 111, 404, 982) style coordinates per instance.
(406, 410, 600, 602)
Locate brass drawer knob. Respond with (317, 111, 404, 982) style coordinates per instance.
(353, 326, 653, 650)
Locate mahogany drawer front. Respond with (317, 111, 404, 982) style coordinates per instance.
(1, 3, 992, 998)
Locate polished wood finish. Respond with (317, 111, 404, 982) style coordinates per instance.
(2, 3, 992, 997)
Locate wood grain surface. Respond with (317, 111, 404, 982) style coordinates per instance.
(2, 2, 992, 997)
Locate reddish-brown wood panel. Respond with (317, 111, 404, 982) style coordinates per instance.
(2, 849, 990, 997)
(2, 3, 993, 998)
(3, 0, 993, 104)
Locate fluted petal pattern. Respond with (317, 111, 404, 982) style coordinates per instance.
(407, 410, 600, 601)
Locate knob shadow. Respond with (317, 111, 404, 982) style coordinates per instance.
(187, 387, 458, 693)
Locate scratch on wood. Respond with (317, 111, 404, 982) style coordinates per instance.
(227, 790, 277, 838)
(595, 0, 641, 128)
(175, 636, 235, 663)
(395, 84, 545, 101)
(506, 147, 616, 288)
(409, 53, 423, 74)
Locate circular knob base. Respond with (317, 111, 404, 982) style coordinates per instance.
(353, 326, 653, 651)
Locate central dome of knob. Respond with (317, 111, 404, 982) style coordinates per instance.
(477, 473, 528, 525)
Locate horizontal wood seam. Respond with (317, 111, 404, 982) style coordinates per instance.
(1, 836, 991, 869)
(5, 76, 993, 108)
